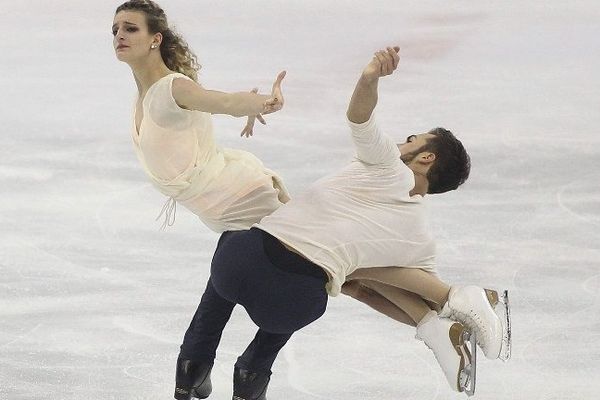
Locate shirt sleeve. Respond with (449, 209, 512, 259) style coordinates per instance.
(347, 113, 401, 166)
(147, 73, 194, 131)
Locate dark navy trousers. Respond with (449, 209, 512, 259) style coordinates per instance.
(180, 228, 328, 373)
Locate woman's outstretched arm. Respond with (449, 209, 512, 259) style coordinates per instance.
(172, 71, 286, 117)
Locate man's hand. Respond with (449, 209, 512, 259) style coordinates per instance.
(362, 46, 400, 82)
(347, 46, 400, 124)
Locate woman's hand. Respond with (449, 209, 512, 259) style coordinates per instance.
(262, 70, 286, 115)
(241, 70, 286, 137)
(241, 88, 267, 137)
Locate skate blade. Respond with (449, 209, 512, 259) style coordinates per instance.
(498, 290, 512, 361)
(485, 288, 512, 361)
(459, 330, 476, 396)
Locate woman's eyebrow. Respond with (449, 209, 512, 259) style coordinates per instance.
(112, 21, 138, 29)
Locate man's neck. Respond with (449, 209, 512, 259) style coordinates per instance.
(410, 173, 428, 197)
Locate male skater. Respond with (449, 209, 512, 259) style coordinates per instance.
(174, 46, 508, 400)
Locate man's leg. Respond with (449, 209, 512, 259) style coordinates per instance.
(231, 329, 293, 400)
(175, 277, 236, 400)
(236, 329, 293, 373)
(230, 275, 326, 400)
(180, 277, 236, 361)
(205, 228, 328, 400)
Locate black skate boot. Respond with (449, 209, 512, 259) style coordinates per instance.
(174, 357, 213, 400)
(232, 367, 271, 400)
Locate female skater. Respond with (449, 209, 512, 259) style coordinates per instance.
(113, 0, 288, 233)
(112, 2, 509, 398)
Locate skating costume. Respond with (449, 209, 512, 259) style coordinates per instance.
(131, 73, 290, 232)
(257, 113, 436, 296)
(178, 114, 436, 399)
(178, 113, 510, 398)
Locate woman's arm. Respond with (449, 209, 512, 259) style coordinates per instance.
(172, 71, 285, 118)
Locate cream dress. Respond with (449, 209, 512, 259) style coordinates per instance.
(131, 73, 290, 232)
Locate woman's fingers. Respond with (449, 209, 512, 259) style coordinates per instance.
(241, 113, 267, 137)
(270, 71, 286, 107)
(272, 70, 286, 92)
(241, 116, 255, 137)
(242, 87, 272, 136)
(261, 72, 287, 115)
(241, 127, 252, 137)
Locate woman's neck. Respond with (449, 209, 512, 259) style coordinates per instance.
(130, 61, 173, 95)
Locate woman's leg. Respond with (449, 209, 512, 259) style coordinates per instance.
(342, 281, 416, 326)
(344, 279, 434, 326)
(344, 279, 475, 394)
(359, 280, 432, 324)
(346, 267, 450, 307)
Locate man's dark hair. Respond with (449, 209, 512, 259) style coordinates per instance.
(423, 128, 470, 194)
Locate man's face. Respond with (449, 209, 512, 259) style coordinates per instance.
(398, 133, 435, 164)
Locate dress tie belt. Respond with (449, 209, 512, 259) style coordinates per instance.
(156, 196, 177, 230)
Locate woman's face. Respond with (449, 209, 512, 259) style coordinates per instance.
(112, 11, 155, 63)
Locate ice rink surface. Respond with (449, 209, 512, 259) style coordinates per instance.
(1, 1, 599, 399)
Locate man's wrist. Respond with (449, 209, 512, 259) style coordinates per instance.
(360, 73, 379, 85)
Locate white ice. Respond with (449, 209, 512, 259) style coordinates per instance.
(1, 1, 599, 399)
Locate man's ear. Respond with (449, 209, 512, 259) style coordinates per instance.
(419, 152, 436, 164)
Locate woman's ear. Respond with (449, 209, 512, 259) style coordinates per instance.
(152, 32, 163, 48)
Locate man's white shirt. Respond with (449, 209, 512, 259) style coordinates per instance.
(256, 114, 436, 296)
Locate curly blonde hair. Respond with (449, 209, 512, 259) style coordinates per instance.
(116, 0, 200, 81)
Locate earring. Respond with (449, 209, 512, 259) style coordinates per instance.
(151, 44, 157, 49)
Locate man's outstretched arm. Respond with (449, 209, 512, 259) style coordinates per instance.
(346, 46, 400, 124)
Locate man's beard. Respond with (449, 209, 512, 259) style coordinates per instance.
(400, 150, 418, 165)
(400, 144, 429, 165)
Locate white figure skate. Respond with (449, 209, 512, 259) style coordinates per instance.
(487, 289, 511, 361)
(416, 311, 477, 396)
(440, 286, 511, 361)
